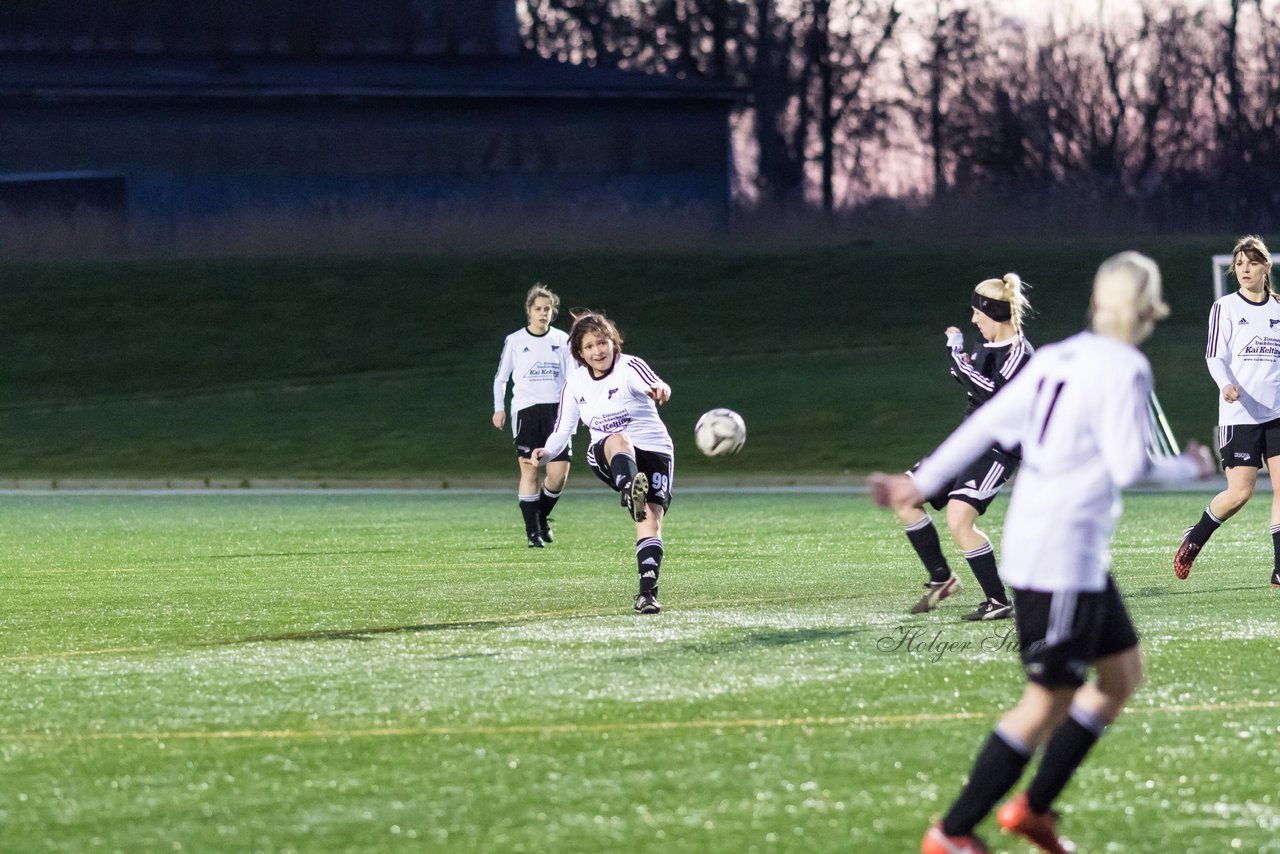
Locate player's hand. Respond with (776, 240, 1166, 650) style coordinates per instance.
(1223, 384, 1241, 403)
(868, 473, 925, 512)
(945, 327, 964, 349)
(530, 448, 548, 466)
(492, 411, 506, 430)
(647, 383, 671, 405)
(1182, 441, 1217, 479)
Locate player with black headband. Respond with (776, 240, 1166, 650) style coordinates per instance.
(872, 251, 1214, 854)
(889, 274, 1034, 621)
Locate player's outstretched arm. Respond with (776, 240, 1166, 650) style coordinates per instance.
(647, 382, 671, 405)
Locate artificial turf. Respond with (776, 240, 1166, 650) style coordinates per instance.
(3, 490, 1277, 852)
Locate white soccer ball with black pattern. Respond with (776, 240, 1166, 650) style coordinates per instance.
(694, 408, 746, 457)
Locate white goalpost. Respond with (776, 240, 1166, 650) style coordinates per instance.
(1212, 253, 1233, 300)
(1143, 254, 1235, 461)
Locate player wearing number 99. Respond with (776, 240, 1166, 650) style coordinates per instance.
(532, 310, 674, 615)
(870, 252, 1214, 854)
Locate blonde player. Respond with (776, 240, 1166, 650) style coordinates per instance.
(492, 284, 573, 548)
(532, 310, 673, 614)
(1175, 235, 1280, 586)
(871, 253, 1213, 854)
(895, 274, 1033, 621)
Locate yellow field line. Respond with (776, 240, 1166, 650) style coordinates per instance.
(3, 700, 1278, 744)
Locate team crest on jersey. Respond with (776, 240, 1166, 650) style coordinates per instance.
(1271, 319, 1280, 328)
(551, 344, 560, 351)
(608, 388, 619, 399)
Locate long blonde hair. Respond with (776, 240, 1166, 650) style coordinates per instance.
(973, 273, 1032, 330)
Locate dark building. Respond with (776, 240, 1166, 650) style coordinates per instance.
(0, 1, 735, 226)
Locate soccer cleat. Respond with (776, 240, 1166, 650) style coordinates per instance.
(623, 473, 649, 522)
(912, 574, 961, 614)
(538, 515, 555, 544)
(997, 793, 1075, 854)
(634, 590, 661, 614)
(961, 598, 1013, 622)
(1272, 568, 1280, 587)
(1174, 534, 1200, 580)
(921, 822, 991, 854)
(527, 532, 544, 549)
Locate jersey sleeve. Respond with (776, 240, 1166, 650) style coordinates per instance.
(492, 335, 515, 413)
(541, 384, 579, 461)
(913, 363, 1039, 497)
(625, 356, 666, 396)
(993, 338, 1032, 392)
(947, 346, 995, 399)
(1204, 302, 1239, 391)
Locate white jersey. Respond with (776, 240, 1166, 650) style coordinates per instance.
(542, 353, 673, 459)
(913, 332, 1198, 592)
(1204, 290, 1280, 426)
(492, 326, 572, 432)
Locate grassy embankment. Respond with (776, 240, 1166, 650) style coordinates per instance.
(0, 238, 1226, 480)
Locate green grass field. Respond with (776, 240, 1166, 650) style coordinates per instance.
(0, 238, 1234, 478)
(3, 490, 1277, 852)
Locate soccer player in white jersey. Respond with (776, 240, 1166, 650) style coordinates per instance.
(870, 252, 1213, 854)
(894, 274, 1033, 621)
(1175, 235, 1280, 586)
(492, 284, 574, 548)
(532, 310, 674, 614)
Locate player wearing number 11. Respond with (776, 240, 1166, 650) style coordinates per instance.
(532, 310, 674, 615)
(871, 252, 1213, 854)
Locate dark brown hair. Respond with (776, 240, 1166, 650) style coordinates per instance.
(568, 310, 624, 367)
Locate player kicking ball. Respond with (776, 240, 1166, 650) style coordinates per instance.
(532, 310, 674, 614)
(871, 252, 1214, 854)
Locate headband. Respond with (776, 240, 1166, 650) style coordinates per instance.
(971, 291, 1012, 322)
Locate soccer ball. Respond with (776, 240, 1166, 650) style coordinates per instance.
(694, 408, 746, 457)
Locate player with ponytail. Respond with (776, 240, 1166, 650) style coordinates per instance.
(890, 273, 1034, 621)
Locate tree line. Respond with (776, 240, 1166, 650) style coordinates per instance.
(522, 0, 1280, 232)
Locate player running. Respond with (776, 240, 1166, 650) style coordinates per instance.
(532, 310, 674, 615)
(871, 252, 1213, 854)
(1174, 235, 1280, 586)
(892, 274, 1033, 621)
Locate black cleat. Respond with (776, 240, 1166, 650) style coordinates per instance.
(538, 515, 554, 544)
(527, 532, 544, 549)
(1272, 568, 1280, 587)
(623, 473, 649, 522)
(634, 590, 661, 614)
(961, 598, 1013, 621)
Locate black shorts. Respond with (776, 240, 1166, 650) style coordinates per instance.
(912, 447, 1017, 514)
(586, 438, 674, 511)
(1012, 576, 1139, 689)
(514, 403, 570, 461)
(1217, 419, 1280, 469)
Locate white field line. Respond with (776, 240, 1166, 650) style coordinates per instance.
(3, 700, 1279, 744)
